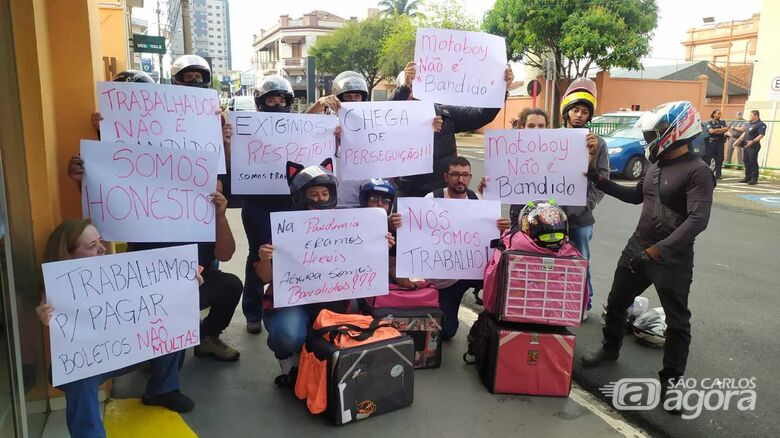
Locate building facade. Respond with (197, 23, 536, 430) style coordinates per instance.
(252, 10, 356, 105)
(683, 13, 759, 67)
(167, 0, 232, 77)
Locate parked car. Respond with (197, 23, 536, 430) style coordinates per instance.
(604, 125, 648, 180)
(227, 96, 257, 112)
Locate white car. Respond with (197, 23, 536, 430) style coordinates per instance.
(227, 96, 257, 112)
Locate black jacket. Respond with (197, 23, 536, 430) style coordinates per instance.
(390, 86, 501, 196)
(563, 134, 609, 228)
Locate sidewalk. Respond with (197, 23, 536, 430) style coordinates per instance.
(99, 210, 645, 437)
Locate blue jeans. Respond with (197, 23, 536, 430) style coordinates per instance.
(438, 281, 481, 341)
(60, 351, 181, 438)
(569, 225, 594, 310)
(262, 306, 310, 360)
(241, 197, 294, 323)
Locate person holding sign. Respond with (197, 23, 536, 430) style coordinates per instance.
(254, 159, 395, 387)
(35, 219, 195, 438)
(424, 157, 510, 340)
(558, 78, 610, 317)
(240, 75, 298, 335)
(580, 102, 714, 414)
(391, 61, 512, 197)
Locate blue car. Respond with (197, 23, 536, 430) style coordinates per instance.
(605, 126, 648, 180)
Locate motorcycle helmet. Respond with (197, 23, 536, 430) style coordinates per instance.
(286, 158, 338, 210)
(601, 296, 650, 332)
(171, 54, 211, 87)
(638, 101, 701, 163)
(332, 71, 369, 102)
(113, 69, 155, 83)
(358, 179, 396, 209)
(633, 307, 667, 348)
(254, 75, 294, 112)
(560, 77, 597, 124)
(518, 199, 568, 250)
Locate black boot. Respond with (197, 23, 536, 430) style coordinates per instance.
(580, 348, 619, 367)
(659, 377, 683, 415)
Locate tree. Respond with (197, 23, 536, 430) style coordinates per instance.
(379, 0, 480, 79)
(483, 0, 658, 125)
(309, 16, 395, 95)
(379, 0, 422, 17)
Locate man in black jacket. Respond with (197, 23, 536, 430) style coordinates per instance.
(580, 101, 715, 414)
(390, 62, 513, 197)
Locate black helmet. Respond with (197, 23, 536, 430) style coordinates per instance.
(254, 75, 294, 112)
(286, 158, 338, 210)
(171, 54, 212, 88)
(519, 199, 568, 250)
(332, 71, 369, 102)
(113, 70, 155, 83)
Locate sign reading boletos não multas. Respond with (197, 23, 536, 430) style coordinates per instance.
(483, 128, 590, 206)
(42, 245, 201, 386)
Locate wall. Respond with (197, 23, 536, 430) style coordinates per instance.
(98, 3, 127, 78)
(684, 14, 759, 64)
(594, 71, 709, 115)
(702, 103, 748, 119)
(745, 0, 780, 169)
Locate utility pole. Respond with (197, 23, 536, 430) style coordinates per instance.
(182, 0, 193, 54)
(156, 1, 164, 82)
(720, 20, 735, 113)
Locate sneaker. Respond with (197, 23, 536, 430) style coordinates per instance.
(581, 311, 589, 322)
(580, 348, 619, 367)
(142, 390, 195, 413)
(274, 367, 298, 388)
(246, 321, 262, 334)
(194, 336, 240, 361)
(748, 180, 758, 185)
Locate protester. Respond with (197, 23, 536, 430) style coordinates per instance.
(734, 110, 766, 185)
(725, 111, 746, 169)
(424, 156, 510, 340)
(36, 220, 195, 438)
(558, 78, 610, 319)
(704, 109, 728, 179)
(390, 62, 513, 197)
(580, 101, 715, 415)
(254, 159, 395, 387)
(240, 75, 298, 334)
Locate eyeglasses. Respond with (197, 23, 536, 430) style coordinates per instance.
(447, 172, 472, 179)
(367, 195, 393, 205)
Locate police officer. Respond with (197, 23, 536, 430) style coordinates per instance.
(580, 101, 716, 414)
(704, 109, 728, 179)
(735, 110, 767, 185)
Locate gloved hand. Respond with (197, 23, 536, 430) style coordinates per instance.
(585, 166, 603, 184)
(628, 251, 651, 273)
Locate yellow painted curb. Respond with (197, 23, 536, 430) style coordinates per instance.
(104, 398, 196, 438)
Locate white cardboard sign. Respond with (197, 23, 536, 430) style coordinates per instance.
(81, 139, 219, 243)
(97, 81, 227, 173)
(230, 112, 338, 194)
(396, 197, 501, 280)
(42, 245, 201, 386)
(483, 128, 589, 206)
(270, 208, 389, 308)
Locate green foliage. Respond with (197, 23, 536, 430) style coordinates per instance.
(379, 0, 422, 17)
(309, 16, 395, 93)
(483, 0, 658, 77)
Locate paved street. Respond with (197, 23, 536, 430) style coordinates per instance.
(459, 139, 780, 438)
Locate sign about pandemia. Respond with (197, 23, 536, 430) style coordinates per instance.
(42, 245, 201, 386)
(230, 112, 337, 194)
(413, 28, 507, 108)
(270, 208, 389, 308)
(483, 128, 589, 206)
(97, 81, 227, 173)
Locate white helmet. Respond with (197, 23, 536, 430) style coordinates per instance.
(332, 71, 368, 102)
(638, 101, 701, 163)
(633, 307, 666, 347)
(601, 296, 649, 327)
(171, 54, 211, 88)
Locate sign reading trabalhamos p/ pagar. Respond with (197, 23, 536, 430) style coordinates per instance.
(413, 28, 507, 108)
(42, 245, 201, 386)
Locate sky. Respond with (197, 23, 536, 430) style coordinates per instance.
(134, 0, 764, 72)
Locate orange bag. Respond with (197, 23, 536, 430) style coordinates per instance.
(295, 309, 402, 414)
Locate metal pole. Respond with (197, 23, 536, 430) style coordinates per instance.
(182, 0, 193, 54)
(720, 20, 735, 113)
(157, 2, 164, 82)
